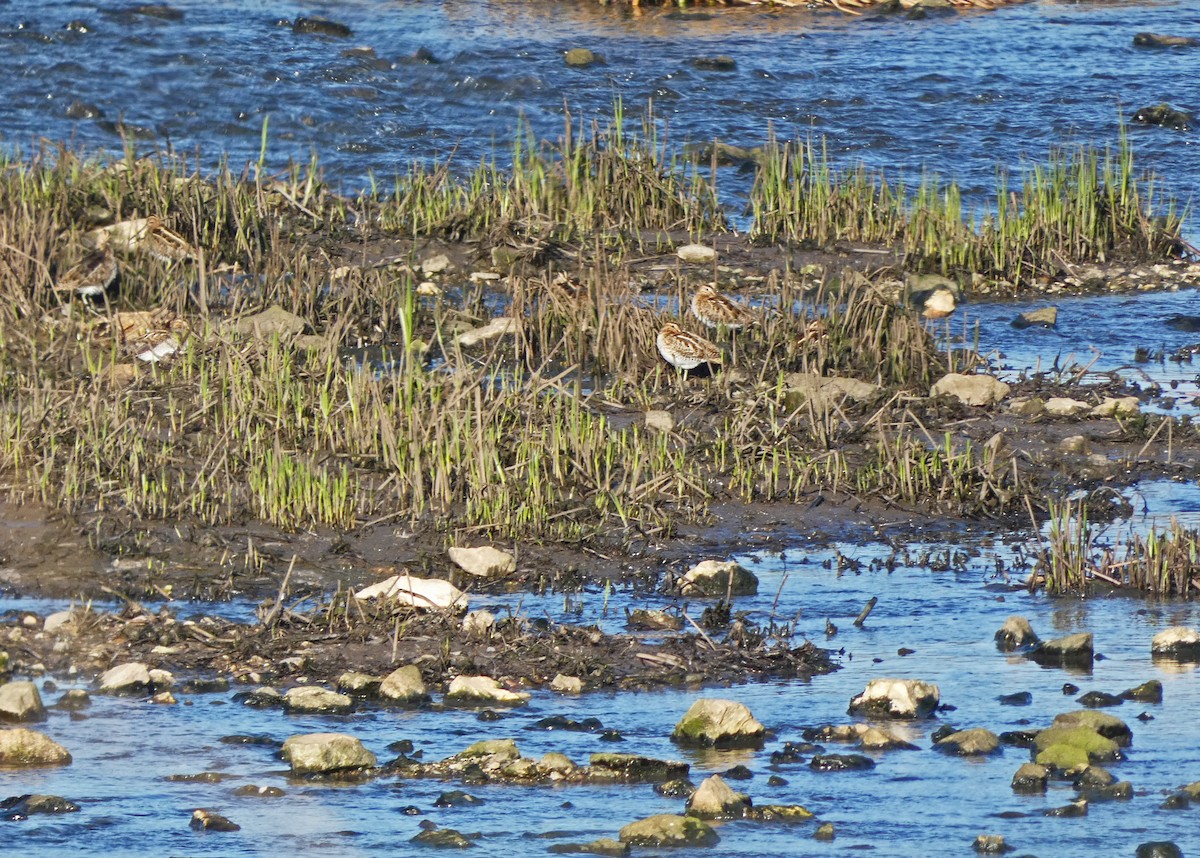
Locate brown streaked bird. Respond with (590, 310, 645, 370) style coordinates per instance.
(56, 233, 119, 300)
(656, 322, 722, 371)
(138, 215, 197, 263)
(690, 283, 756, 330)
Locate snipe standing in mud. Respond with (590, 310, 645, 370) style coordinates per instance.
(657, 322, 722, 381)
(55, 232, 119, 302)
(138, 215, 198, 263)
(690, 283, 756, 331)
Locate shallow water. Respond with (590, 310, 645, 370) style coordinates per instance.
(4, 497, 1200, 856)
(2, 0, 1199, 235)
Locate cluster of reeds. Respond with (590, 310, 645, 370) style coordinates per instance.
(751, 131, 1183, 284)
(372, 103, 722, 247)
(1034, 499, 1200, 596)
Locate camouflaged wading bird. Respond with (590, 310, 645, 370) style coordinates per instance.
(690, 283, 756, 331)
(137, 215, 197, 263)
(656, 321, 722, 372)
(55, 231, 119, 301)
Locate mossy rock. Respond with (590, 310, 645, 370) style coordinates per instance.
(1052, 710, 1132, 747)
(458, 739, 519, 760)
(1035, 743, 1090, 772)
(618, 814, 718, 848)
(590, 753, 689, 783)
(744, 804, 814, 822)
(1033, 726, 1119, 761)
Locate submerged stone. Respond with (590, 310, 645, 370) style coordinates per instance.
(618, 814, 718, 848)
(0, 794, 80, 819)
(1011, 763, 1048, 794)
(994, 616, 1039, 651)
(678, 560, 758, 597)
(589, 753, 688, 783)
(1028, 633, 1093, 668)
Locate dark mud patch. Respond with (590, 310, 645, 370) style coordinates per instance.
(2, 599, 834, 694)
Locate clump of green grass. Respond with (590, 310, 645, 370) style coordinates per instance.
(751, 130, 1183, 284)
(1034, 499, 1200, 596)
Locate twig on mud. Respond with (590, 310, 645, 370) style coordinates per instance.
(258, 554, 297, 632)
(682, 610, 718, 651)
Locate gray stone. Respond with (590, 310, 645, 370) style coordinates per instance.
(685, 775, 750, 819)
(1044, 397, 1090, 417)
(444, 675, 530, 707)
(589, 753, 689, 783)
(972, 835, 1011, 854)
(1091, 396, 1140, 417)
(1136, 844, 1183, 858)
(931, 373, 1010, 406)
(671, 699, 765, 748)
(379, 665, 429, 705)
(783, 372, 882, 410)
(283, 686, 352, 713)
(281, 733, 376, 774)
(462, 609, 496, 637)
(678, 560, 758, 598)
(645, 410, 675, 433)
(856, 726, 919, 751)
(1012, 306, 1057, 329)
(1011, 762, 1048, 794)
(0, 794, 79, 818)
(848, 678, 939, 719)
(0, 729, 71, 767)
(455, 317, 517, 347)
(1030, 632, 1093, 667)
(337, 671, 382, 696)
(1152, 626, 1200, 659)
(676, 244, 717, 264)
(1133, 32, 1199, 48)
(0, 681, 45, 723)
(934, 728, 1000, 756)
(564, 48, 598, 67)
(233, 305, 306, 338)
(618, 814, 718, 848)
(448, 545, 515, 578)
(550, 674, 583, 694)
(98, 662, 151, 694)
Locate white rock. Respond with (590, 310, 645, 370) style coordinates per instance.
(645, 410, 675, 433)
(448, 546, 516, 578)
(98, 662, 151, 694)
(42, 611, 74, 635)
(679, 560, 758, 597)
(0, 728, 71, 767)
(930, 373, 1010, 406)
(1090, 397, 1141, 418)
(676, 244, 717, 264)
(0, 681, 45, 723)
(354, 574, 467, 612)
(462, 609, 496, 636)
(848, 678, 940, 719)
(284, 686, 352, 713)
(456, 317, 517, 347)
(671, 698, 765, 747)
(686, 774, 750, 818)
(281, 733, 377, 774)
(416, 281, 442, 297)
(1152, 626, 1200, 657)
(550, 674, 583, 694)
(378, 665, 428, 704)
(445, 675, 530, 707)
(420, 254, 451, 275)
(1044, 397, 1089, 417)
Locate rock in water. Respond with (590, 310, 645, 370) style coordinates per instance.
(994, 616, 1039, 651)
(684, 775, 750, 819)
(0, 729, 72, 768)
(0, 682, 46, 723)
(1028, 632, 1093, 668)
(190, 809, 240, 831)
(848, 678, 940, 719)
(280, 733, 377, 775)
(678, 560, 758, 597)
(671, 699, 765, 748)
(934, 728, 1000, 756)
(444, 675, 530, 707)
(1152, 626, 1200, 660)
(618, 814, 718, 848)
(379, 665, 429, 705)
